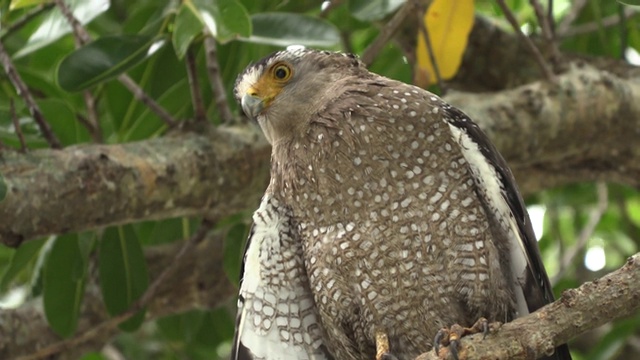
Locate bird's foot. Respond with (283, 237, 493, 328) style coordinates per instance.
(433, 318, 498, 360)
(375, 330, 399, 360)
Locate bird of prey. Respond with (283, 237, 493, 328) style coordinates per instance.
(231, 48, 571, 360)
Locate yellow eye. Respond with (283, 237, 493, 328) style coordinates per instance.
(272, 63, 292, 81)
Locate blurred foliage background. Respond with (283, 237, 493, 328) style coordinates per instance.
(0, 0, 639, 359)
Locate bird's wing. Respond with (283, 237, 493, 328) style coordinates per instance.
(231, 194, 333, 360)
(442, 105, 572, 360)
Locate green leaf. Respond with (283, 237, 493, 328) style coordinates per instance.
(193, 308, 235, 347)
(99, 226, 149, 332)
(30, 236, 56, 297)
(244, 12, 340, 47)
(172, 3, 204, 59)
(157, 309, 234, 355)
(80, 352, 107, 360)
(14, 0, 110, 58)
(38, 99, 91, 146)
(43, 234, 87, 338)
(157, 310, 206, 343)
(57, 35, 165, 92)
(348, 0, 404, 21)
(135, 218, 189, 246)
(171, 0, 251, 56)
(0, 173, 6, 202)
(1, 238, 46, 290)
(191, 0, 251, 43)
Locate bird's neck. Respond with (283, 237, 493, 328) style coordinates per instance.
(269, 136, 319, 198)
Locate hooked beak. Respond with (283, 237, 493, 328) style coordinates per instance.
(241, 93, 264, 119)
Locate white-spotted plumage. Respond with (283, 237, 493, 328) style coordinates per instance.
(231, 194, 332, 360)
(442, 103, 564, 324)
(232, 48, 571, 360)
(447, 119, 531, 317)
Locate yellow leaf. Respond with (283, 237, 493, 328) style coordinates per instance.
(415, 0, 475, 86)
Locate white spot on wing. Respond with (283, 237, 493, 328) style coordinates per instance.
(447, 122, 531, 318)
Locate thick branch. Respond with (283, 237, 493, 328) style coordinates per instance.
(416, 253, 640, 359)
(1, 65, 639, 246)
(0, 125, 269, 247)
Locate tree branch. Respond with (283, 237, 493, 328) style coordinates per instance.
(0, 40, 61, 148)
(1, 65, 640, 247)
(185, 48, 207, 123)
(203, 35, 234, 123)
(361, 0, 417, 66)
(0, 125, 270, 247)
(415, 253, 640, 360)
(496, 0, 555, 81)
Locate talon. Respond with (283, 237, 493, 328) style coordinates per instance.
(433, 328, 450, 355)
(481, 319, 489, 339)
(432, 318, 496, 359)
(449, 340, 460, 360)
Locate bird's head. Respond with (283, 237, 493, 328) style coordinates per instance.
(234, 48, 366, 144)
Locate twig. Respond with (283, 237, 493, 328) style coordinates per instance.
(553, 182, 608, 285)
(75, 114, 98, 136)
(619, 3, 628, 60)
(340, 31, 354, 54)
(203, 35, 233, 123)
(530, 0, 554, 43)
(52, 0, 90, 45)
(496, 0, 555, 81)
(0, 3, 55, 40)
(361, 0, 417, 67)
(416, 2, 445, 93)
(10, 99, 27, 152)
(16, 219, 215, 360)
(556, 0, 588, 35)
(53, 0, 103, 142)
(82, 92, 103, 142)
(0, 40, 61, 148)
(116, 75, 178, 127)
(559, 6, 638, 38)
(185, 48, 207, 123)
(320, 0, 344, 18)
(529, 0, 561, 64)
(547, 0, 554, 34)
